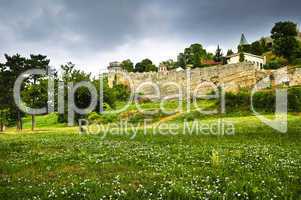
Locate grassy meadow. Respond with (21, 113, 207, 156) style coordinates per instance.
(0, 101, 300, 199)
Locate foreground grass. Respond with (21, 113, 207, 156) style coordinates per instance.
(0, 114, 300, 199)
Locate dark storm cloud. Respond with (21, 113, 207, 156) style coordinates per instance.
(0, 0, 300, 70)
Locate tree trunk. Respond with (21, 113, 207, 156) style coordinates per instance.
(20, 115, 23, 131)
(16, 112, 20, 131)
(16, 110, 22, 131)
(31, 115, 35, 131)
(0, 111, 3, 132)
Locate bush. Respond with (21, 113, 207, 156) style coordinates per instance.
(252, 91, 276, 112)
(223, 91, 250, 112)
(87, 112, 119, 124)
(263, 57, 288, 69)
(288, 87, 301, 112)
(113, 84, 130, 101)
(291, 58, 301, 65)
(222, 87, 301, 114)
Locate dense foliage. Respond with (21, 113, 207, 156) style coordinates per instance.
(176, 43, 214, 68)
(238, 38, 270, 56)
(222, 87, 301, 113)
(271, 21, 301, 62)
(134, 59, 157, 72)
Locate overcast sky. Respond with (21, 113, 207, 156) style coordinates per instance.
(0, 0, 300, 73)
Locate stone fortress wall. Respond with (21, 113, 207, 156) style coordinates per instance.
(108, 63, 301, 99)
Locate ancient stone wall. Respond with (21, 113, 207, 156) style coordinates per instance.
(107, 63, 301, 99)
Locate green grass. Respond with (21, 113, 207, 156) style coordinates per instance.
(0, 113, 300, 199)
(115, 99, 216, 113)
(22, 113, 65, 129)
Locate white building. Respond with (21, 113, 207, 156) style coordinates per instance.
(226, 52, 266, 69)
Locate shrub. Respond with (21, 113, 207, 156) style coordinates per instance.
(291, 58, 301, 65)
(223, 91, 250, 112)
(288, 87, 301, 112)
(264, 57, 288, 69)
(113, 84, 130, 101)
(222, 87, 301, 113)
(87, 112, 119, 124)
(87, 112, 101, 121)
(252, 91, 276, 112)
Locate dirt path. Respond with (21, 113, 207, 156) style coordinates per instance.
(157, 112, 182, 123)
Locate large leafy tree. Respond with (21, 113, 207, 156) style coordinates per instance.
(120, 59, 134, 72)
(176, 53, 186, 68)
(176, 43, 211, 68)
(58, 62, 93, 123)
(22, 79, 49, 130)
(92, 76, 119, 112)
(186, 43, 207, 68)
(134, 59, 157, 72)
(271, 21, 299, 61)
(22, 54, 50, 130)
(250, 41, 263, 55)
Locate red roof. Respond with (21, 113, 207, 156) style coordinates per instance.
(202, 60, 222, 65)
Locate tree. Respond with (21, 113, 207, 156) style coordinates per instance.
(160, 59, 176, 70)
(92, 77, 117, 112)
(134, 59, 157, 72)
(3, 54, 30, 131)
(250, 41, 263, 55)
(24, 54, 50, 130)
(271, 21, 299, 61)
(239, 52, 245, 62)
(176, 43, 210, 68)
(226, 49, 234, 56)
(187, 43, 207, 68)
(238, 38, 270, 56)
(214, 45, 223, 62)
(22, 79, 49, 131)
(259, 38, 270, 53)
(238, 44, 252, 53)
(58, 62, 93, 123)
(120, 59, 134, 72)
(176, 53, 186, 68)
(0, 62, 10, 132)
